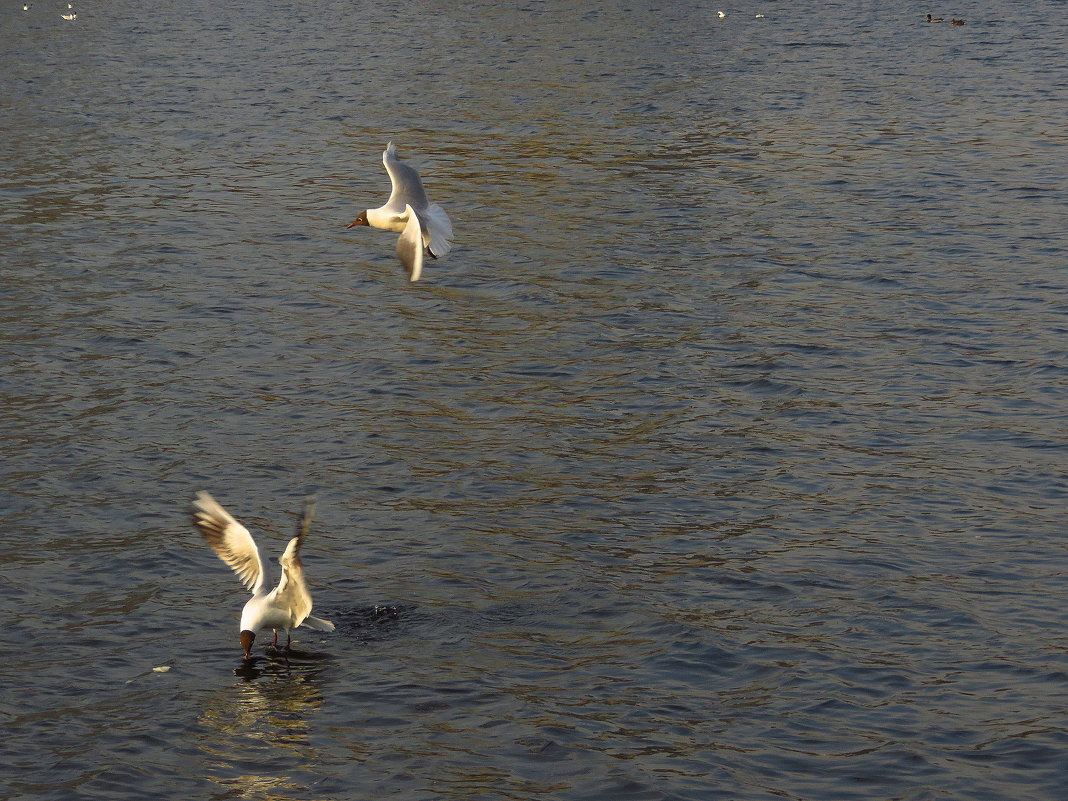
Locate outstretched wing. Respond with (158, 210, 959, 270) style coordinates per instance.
(192, 492, 269, 595)
(274, 497, 317, 624)
(382, 141, 429, 213)
(396, 205, 426, 281)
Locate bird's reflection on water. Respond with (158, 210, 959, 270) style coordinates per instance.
(190, 606, 410, 797)
(197, 650, 332, 798)
(233, 646, 334, 680)
(201, 655, 329, 732)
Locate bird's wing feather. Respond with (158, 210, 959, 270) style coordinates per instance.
(192, 492, 269, 595)
(274, 497, 316, 624)
(396, 205, 426, 281)
(383, 142, 429, 212)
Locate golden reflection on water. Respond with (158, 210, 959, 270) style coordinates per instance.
(196, 663, 327, 799)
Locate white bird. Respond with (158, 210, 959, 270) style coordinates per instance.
(717, 10, 726, 18)
(347, 141, 453, 282)
(192, 491, 335, 660)
(22, 4, 29, 11)
(61, 10, 75, 18)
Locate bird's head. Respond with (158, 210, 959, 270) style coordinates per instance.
(240, 630, 256, 659)
(346, 211, 369, 228)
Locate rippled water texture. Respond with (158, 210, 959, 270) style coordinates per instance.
(2, 0, 1067, 799)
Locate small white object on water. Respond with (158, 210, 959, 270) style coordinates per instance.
(717, 10, 726, 18)
(124, 665, 173, 684)
(755, 13, 765, 18)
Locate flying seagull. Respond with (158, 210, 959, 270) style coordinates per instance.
(347, 141, 453, 282)
(192, 491, 335, 659)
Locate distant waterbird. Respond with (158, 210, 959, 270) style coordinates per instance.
(347, 141, 453, 282)
(717, 10, 726, 18)
(950, 18, 965, 25)
(192, 492, 335, 660)
(926, 14, 943, 22)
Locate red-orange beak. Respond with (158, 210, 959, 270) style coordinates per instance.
(347, 212, 368, 229)
(240, 630, 255, 659)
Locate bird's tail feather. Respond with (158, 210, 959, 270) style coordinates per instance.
(302, 615, 336, 632)
(425, 203, 453, 258)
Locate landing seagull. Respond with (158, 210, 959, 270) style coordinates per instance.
(192, 491, 335, 660)
(347, 141, 453, 282)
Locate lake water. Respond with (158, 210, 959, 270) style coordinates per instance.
(2, 0, 1067, 799)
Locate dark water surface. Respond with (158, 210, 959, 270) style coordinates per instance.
(2, 0, 1067, 798)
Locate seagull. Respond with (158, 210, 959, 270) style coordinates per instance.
(192, 491, 335, 660)
(347, 141, 453, 282)
(61, 9, 75, 18)
(717, 10, 726, 18)
(22, 3, 29, 10)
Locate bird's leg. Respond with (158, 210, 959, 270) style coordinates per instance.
(272, 629, 279, 647)
(286, 632, 292, 650)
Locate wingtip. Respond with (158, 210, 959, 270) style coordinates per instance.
(296, 496, 317, 539)
(191, 490, 221, 518)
